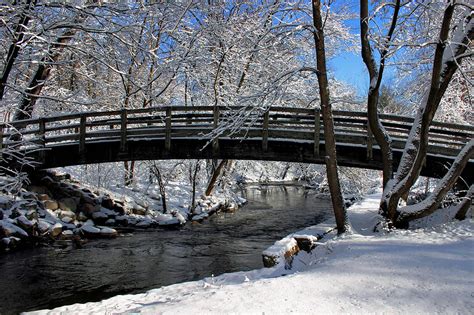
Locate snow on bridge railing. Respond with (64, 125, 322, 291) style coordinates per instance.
(0, 106, 472, 163)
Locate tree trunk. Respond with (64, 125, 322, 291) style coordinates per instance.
(396, 139, 473, 226)
(0, 0, 36, 100)
(455, 185, 473, 221)
(311, 0, 347, 234)
(189, 160, 201, 214)
(13, 25, 82, 121)
(205, 159, 228, 196)
(382, 4, 473, 223)
(360, 0, 399, 189)
(151, 163, 167, 213)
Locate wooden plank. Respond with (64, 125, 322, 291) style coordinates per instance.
(262, 110, 269, 151)
(120, 109, 127, 152)
(314, 109, 320, 157)
(79, 115, 86, 159)
(212, 106, 219, 154)
(165, 107, 172, 151)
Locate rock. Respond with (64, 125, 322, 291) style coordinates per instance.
(58, 198, 78, 212)
(104, 218, 116, 226)
(225, 202, 238, 212)
(0, 220, 29, 239)
(98, 226, 118, 238)
(44, 200, 59, 210)
(38, 194, 50, 201)
(133, 204, 146, 215)
(136, 220, 151, 228)
(58, 210, 76, 220)
(77, 212, 88, 221)
(38, 219, 51, 234)
(81, 225, 101, 238)
(115, 215, 128, 226)
(39, 176, 55, 186)
(294, 235, 318, 252)
(262, 238, 300, 268)
(26, 210, 38, 221)
(61, 216, 74, 224)
(79, 203, 99, 215)
(92, 211, 109, 224)
(16, 215, 34, 232)
(81, 193, 98, 205)
(113, 203, 126, 215)
(27, 185, 50, 195)
(101, 196, 115, 209)
(60, 230, 74, 239)
(50, 223, 63, 237)
(20, 191, 38, 201)
(158, 218, 181, 227)
(136, 199, 149, 209)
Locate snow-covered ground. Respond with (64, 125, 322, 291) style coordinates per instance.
(27, 192, 473, 314)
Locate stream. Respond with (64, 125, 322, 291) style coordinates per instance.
(0, 184, 332, 314)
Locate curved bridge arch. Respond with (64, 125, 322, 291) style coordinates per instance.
(1, 106, 473, 183)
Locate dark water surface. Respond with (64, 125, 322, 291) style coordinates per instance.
(0, 185, 332, 314)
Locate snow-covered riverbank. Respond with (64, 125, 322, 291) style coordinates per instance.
(27, 192, 473, 314)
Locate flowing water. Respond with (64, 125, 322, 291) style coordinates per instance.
(0, 184, 332, 314)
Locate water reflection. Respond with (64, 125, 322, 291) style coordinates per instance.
(0, 185, 331, 314)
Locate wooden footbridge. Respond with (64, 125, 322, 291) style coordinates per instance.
(1, 106, 473, 181)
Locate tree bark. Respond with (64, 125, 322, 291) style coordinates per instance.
(13, 26, 81, 121)
(455, 185, 473, 221)
(312, 0, 347, 234)
(396, 139, 473, 226)
(205, 159, 228, 196)
(383, 4, 473, 222)
(0, 0, 36, 100)
(360, 0, 398, 189)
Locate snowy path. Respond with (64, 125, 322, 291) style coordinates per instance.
(27, 194, 474, 315)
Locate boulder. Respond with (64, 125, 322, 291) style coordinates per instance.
(92, 211, 109, 224)
(136, 199, 149, 209)
(81, 193, 98, 205)
(101, 196, 115, 209)
(79, 203, 99, 215)
(115, 215, 128, 226)
(27, 185, 50, 195)
(50, 223, 63, 237)
(77, 212, 88, 222)
(60, 230, 74, 239)
(38, 194, 50, 201)
(37, 219, 51, 234)
(58, 198, 78, 212)
(104, 218, 116, 226)
(132, 204, 147, 215)
(16, 215, 34, 232)
(98, 226, 118, 238)
(80, 224, 101, 238)
(0, 220, 29, 239)
(44, 200, 59, 210)
(113, 203, 126, 215)
(61, 216, 74, 224)
(58, 209, 76, 219)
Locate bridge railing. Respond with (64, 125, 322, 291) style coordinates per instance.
(1, 106, 473, 163)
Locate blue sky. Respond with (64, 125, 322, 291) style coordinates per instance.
(326, 1, 397, 97)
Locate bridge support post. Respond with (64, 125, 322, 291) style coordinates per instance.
(79, 114, 86, 162)
(165, 107, 172, 152)
(314, 108, 320, 157)
(38, 118, 46, 163)
(212, 106, 219, 155)
(262, 110, 269, 152)
(120, 109, 127, 153)
(366, 122, 373, 160)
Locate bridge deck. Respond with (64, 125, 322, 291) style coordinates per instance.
(1, 106, 473, 182)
